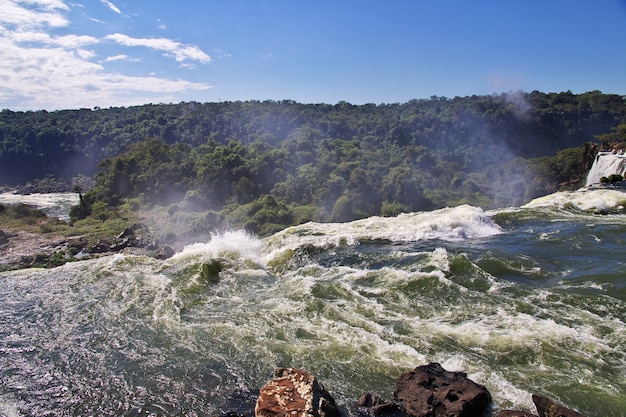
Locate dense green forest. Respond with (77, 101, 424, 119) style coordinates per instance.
(1, 90, 625, 237)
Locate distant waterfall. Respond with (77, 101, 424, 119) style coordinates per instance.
(585, 151, 626, 186)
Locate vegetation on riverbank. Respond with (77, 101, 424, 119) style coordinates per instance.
(1, 90, 626, 269)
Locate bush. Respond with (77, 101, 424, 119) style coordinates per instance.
(601, 174, 624, 183)
(381, 201, 408, 217)
(69, 191, 96, 222)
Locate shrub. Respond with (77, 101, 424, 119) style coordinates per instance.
(381, 201, 408, 217)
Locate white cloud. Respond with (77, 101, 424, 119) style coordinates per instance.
(0, 37, 212, 110)
(100, 0, 120, 14)
(0, 0, 70, 28)
(0, 0, 214, 110)
(10, 30, 99, 48)
(105, 33, 212, 64)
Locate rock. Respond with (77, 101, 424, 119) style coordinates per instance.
(200, 259, 223, 282)
(116, 227, 135, 239)
(358, 393, 386, 408)
(532, 395, 586, 417)
(89, 240, 111, 254)
(154, 245, 175, 260)
(357, 393, 401, 417)
(0, 230, 9, 245)
(393, 362, 492, 417)
(497, 411, 538, 417)
(255, 368, 340, 417)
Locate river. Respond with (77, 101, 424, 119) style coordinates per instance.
(0, 188, 625, 416)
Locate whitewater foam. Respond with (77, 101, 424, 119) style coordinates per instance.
(0, 192, 79, 221)
(265, 205, 502, 261)
(522, 188, 626, 212)
(172, 230, 265, 269)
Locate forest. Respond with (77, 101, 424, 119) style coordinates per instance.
(1, 90, 625, 237)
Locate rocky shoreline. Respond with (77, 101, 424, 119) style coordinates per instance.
(251, 364, 586, 417)
(0, 223, 176, 271)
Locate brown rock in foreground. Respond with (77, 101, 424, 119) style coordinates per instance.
(393, 363, 492, 417)
(255, 368, 340, 417)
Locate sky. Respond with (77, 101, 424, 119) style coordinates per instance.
(1, 0, 625, 111)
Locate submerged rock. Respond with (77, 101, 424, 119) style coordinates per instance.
(393, 363, 492, 417)
(532, 395, 586, 417)
(496, 411, 538, 417)
(255, 368, 340, 417)
(200, 259, 223, 282)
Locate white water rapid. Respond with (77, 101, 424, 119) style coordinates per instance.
(585, 151, 626, 186)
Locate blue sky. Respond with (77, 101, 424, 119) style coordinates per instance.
(1, 0, 625, 110)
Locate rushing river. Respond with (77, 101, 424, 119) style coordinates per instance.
(0, 192, 80, 222)
(0, 188, 625, 417)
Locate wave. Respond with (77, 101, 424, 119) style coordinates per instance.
(521, 187, 626, 213)
(264, 204, 502, 260)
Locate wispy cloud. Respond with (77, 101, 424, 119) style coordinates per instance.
(100, 0, 121, 14)
(105, 33, 212, 64)
(0, 0, 213, 110)
(102, 54, 141, 63)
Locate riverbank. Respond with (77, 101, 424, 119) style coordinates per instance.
(0, 201, 179, 271)
(0, 225, 177, 271)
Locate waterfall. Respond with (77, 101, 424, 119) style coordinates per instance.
(585, 151, 626, 186)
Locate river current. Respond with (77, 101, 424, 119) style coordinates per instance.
(0, 188, 625, 416)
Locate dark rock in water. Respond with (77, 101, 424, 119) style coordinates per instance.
(200, 260, 223, 282)
(497, 411, 538, 417)
(393, 362, 492, 417)
(255, 368, 340, 417)
(357, 393, 402, 417)
(89, 240, 111, 254)
(532, 395, 586, 417)
(221, 386, 260, 417)
(0, 230, 9, 245)
(154, 245, 175, 260)
(358, 393, 386, 408)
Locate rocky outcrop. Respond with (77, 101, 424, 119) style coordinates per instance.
(0, 225, 176, 271)
(255, 368, 340, 417)
(252, 365, 588, 417)
(393, 363, 492, 417)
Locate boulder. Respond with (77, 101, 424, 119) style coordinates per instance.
(393, 363, 492, 417)
(532, 395, 586, 417)
(255, 368, 340, 417)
